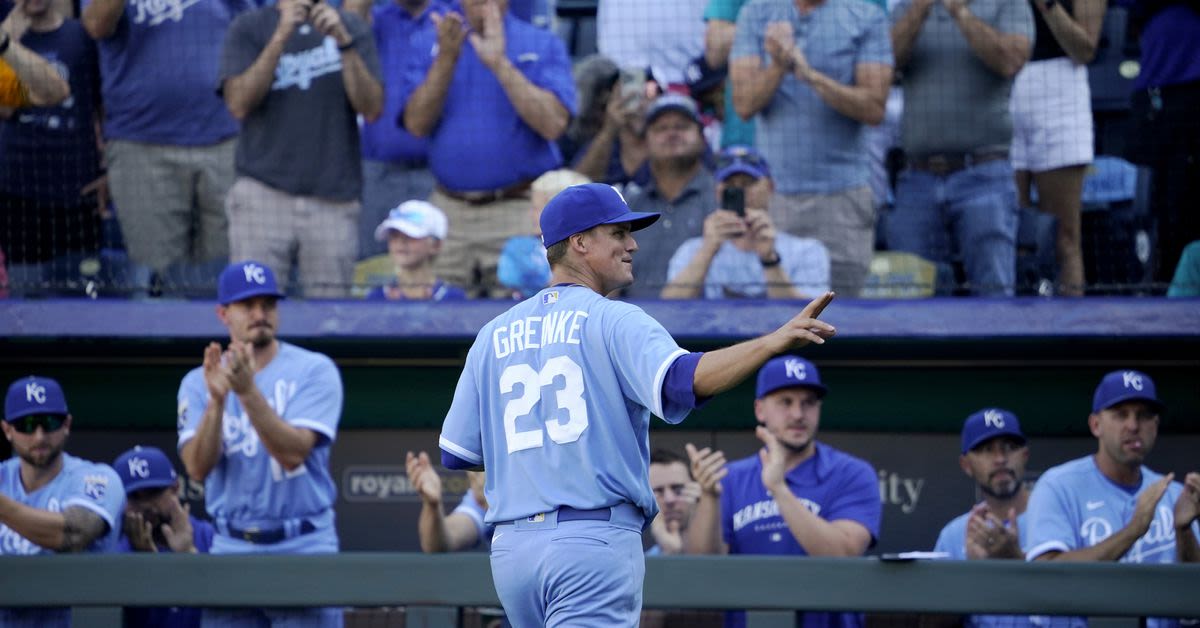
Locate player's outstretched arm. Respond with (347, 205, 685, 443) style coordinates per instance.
(692, 292, 836, 398)
(408, 451, 480, 552)
(0, 497, 107, 552)
(684, 443, 729, 555)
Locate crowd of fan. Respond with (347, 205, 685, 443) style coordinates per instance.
(0, 0, 1197, 299)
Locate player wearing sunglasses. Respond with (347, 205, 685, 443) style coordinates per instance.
(1, 375, 125, 624)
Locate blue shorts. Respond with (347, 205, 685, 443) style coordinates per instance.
(489, 503, 646, 628)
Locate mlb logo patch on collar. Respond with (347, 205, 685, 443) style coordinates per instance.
(542, 291, 559, 305)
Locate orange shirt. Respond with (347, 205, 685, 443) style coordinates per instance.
(0, 59, 32, 108)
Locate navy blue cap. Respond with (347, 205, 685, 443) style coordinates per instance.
(113, 446, 178, 493)
(684, 54, 727, 98)
(1092, 369, 1165, 413)
(218, 260, 286, 305)
(540, 183, 660, 248)
(716, 145, 771, 182)
(5, 376, 68, 421)
(755, 356, 827, 399)
(645, 93, 702, 126)
(961, 408, 1026, 454)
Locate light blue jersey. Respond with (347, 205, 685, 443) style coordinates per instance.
(0, 453, 124, 555)
(177, 342, 343, 534)
(0, 454, 125, 628)
(935, 510, 1083, 628)
(1025, 456, 1200, 628)
(452, 487, 495, 549)
(439, 284, 691, 526)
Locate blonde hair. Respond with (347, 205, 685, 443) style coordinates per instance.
(532, 169, 592, 200)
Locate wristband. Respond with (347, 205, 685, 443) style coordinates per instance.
(338, 38, 355, 52)
(760, 252, 782, 267)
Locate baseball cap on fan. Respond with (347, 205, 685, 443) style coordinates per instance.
(5, 375, 69, 421)
(374, 200, 449, 241)
(218, 260, 286, 305)
(960, 408, 1026, 454)
(113, 446, 178, 493)
(539, 183, 660, 248)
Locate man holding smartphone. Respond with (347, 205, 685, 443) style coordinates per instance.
(662, 145, 830, 299)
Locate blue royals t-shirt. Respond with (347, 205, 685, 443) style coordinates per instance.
(0, 14, 100, 203)
(720, 442, 881, 628)
(177, 341, 343, 528)
(83, 0, 249, 145)
(120, 517, 215, 628)
(439, 284, 691, 526)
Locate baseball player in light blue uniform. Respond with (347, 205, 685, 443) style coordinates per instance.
(1026, 370, 1200, 628)
(0, 376, 125, 628)
(178, 261, 344, 628)
(439, 183, 837, 627)
(933, 409, 1083, 628)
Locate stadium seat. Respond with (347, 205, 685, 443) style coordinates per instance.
(352, 254, 395, 298)
(862, 251, 938, 299)
(1079, 156, 1155, 294)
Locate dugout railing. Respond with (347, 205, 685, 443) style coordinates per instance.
(1, 554, 1198, 628)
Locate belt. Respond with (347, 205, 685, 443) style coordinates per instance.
(436, 180, 532, 206)
(556, 506, 612, 522)
(226, 520, 317, 545)
(909, 150, 1008, 176)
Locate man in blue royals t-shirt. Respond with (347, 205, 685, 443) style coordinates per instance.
(686, 356, 880, 628)
(0, 376, 125, 628)
(81, 0, 252, 290)
(1026, 370, 1199, 613)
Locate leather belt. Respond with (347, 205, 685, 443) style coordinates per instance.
(436, 180, 532, 206)
(227, 519, 317, 545)
(909, 150, 1009, 176)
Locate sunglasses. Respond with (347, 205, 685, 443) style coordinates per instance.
(8, 414, 67, 434)
(715, 148, 769, 172)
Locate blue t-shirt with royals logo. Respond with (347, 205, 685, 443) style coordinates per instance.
(1025, 456, 1200, 628)
(0, 454, 125, 627)
(177, 341, 343, 536)
(0, 14, 100, 203)
(81, 0, 249, 145)
(119, 516, 215, 628)
(719, 442, 881, 628)
(219, 6, 381, 200)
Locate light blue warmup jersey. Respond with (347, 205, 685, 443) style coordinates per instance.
(452, 487, 495, 549)
(1025, 456, 1200, 628)
(439, 285, 691, 526)
(935, 510, 1084, 628)
(0, 453, 124, 555)
(0, 454, 125, 628)
(177, 342, 343, 530)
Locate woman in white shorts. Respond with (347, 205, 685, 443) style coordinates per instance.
(1010, 0, 1106, 295)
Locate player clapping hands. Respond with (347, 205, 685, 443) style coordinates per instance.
(964, 502, 1021, 559)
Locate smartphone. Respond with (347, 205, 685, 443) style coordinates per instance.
(618, 67, 646, 104)
(722, 186, 745, 217)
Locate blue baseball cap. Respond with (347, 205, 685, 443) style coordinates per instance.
(5, 376, 69, 422)
(961, 408, 1026, 454)
(218, 260, 286, 305)
(645, 92, 702, 126)
(755, 356, 827, 399)
(540, 183, 660, 248)
(113, 446, 178, 493)
(1092, 369, 1165, 413)
(716, 145, 771, 182)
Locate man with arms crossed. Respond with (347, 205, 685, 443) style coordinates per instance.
(439, 182, 836, 627)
